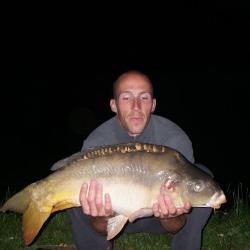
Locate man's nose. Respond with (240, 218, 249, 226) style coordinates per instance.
(132, 97, 141, 110)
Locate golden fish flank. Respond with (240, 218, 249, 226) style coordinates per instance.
(0, 142, 226, 246)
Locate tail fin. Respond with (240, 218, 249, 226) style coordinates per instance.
(22, 200, 51, 245)
(0, 184, 52, 245)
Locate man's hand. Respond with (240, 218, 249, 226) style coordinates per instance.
(79, 180, 113, 234)
(152, 183, 191, 218)
(80, 180, 113, 217)
(152, 183, 191, 233)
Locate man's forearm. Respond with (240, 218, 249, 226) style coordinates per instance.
(160, 214, 186, 234)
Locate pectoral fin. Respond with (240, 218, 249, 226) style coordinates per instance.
(22, 201, 51, 246)
(51, 200, 78, 213)
(107, 215, 128, 240)
(128, 208, 153, 222)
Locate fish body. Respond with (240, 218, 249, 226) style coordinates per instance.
(0, 143, 226, 245)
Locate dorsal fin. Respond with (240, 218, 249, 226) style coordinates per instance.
(81, 143, 166, 159)
(51, 143, 167, 171)
(50, 152, 85, 171)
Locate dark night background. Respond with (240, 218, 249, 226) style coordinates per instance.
(1, 7, 249, 199)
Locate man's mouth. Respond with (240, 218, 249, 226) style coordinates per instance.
(130, 117, 143, 122)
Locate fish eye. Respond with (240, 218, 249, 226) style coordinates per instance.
(193, 180, 205, 192)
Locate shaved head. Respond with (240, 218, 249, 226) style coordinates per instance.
(113, 70, 154, 99)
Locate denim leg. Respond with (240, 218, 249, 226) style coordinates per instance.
(171, 207, 212, 250)
(67, 207, 112, 250)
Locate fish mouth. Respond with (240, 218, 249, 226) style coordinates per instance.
(207, 192, 227, 209)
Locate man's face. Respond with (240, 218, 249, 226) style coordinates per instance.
(110, 74, 156, 137)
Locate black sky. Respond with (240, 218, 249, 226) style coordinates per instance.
(1, 8, 249, 197)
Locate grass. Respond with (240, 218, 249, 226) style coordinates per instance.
(0, 183, 249, 250)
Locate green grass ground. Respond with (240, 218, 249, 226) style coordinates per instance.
(0, 205, 249, 250)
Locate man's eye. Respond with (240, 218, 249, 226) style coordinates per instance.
(141, 95, 150, 100)
(122, 96, 130, 100)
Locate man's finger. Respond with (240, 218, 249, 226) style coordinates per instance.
(184, 201, 192, 212)
(80, 183, 90, 214)
(88, 180, 98, 216)
(95, 182, 104, 214)
(158, 194, 169, 216)
(163, 194, 176, 216)
(104, 193, 112, 216)
(152, 202, 160, 217)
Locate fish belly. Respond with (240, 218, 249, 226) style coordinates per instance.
(100, 178, 155, 217)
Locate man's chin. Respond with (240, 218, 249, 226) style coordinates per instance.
(127, 126, 145, 136)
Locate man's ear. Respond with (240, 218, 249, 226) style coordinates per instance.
(110, 99, 117, 113)
(151, 98, 156, 113)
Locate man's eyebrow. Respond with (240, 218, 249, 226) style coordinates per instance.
(119, 90, 151, 94)
(119, 91, 132, 94)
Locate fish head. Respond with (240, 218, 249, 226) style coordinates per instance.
(157, 169, 224, 209)
(180, 176, 227, 209)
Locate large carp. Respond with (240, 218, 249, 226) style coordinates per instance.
(0, 142, 226, 245)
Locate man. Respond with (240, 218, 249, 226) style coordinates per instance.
(68, 70, 212, 250)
